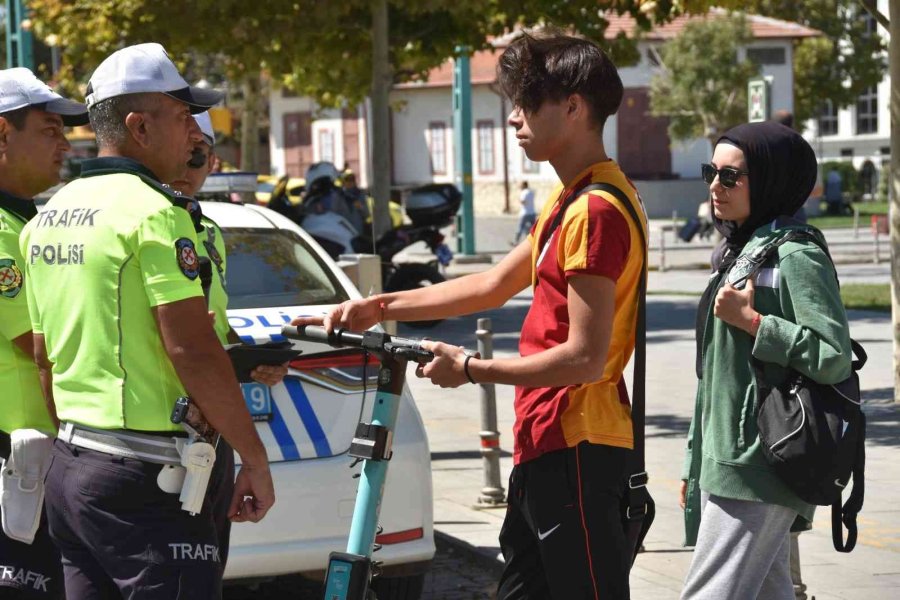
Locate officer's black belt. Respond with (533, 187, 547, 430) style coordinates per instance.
(58, 422, 183, 465)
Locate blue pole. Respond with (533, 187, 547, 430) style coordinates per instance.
(6, 0, 34, 69)
(453, 46, 475, 255)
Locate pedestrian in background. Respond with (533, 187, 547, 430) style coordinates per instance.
(512, 180, 537, 244)
(680, 121, 851, 600)
(295, 31, 647, 599)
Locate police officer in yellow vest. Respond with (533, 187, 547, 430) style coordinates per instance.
(19, 44, 275, 599)
(0, 67, 88, 600)
(169, 110, 287, 574)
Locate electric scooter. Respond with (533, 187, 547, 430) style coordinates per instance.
(280, 324, 440, 600)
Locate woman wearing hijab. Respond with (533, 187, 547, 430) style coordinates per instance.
(678, 122, 852, 600)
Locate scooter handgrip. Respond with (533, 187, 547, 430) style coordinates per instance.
(281, 325, 332, 344)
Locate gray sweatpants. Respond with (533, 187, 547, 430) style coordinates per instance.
(681, 492, 797, 600)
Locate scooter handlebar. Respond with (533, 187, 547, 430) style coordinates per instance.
(280, 325, 438, 364)
(281, 325, 365, 348)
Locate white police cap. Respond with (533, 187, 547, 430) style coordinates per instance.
(85, 43, 223, 113)
(194, 111, 215, 147)
(0, 67, 88, 126)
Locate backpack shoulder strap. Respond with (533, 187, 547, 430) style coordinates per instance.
(589, 184, 649, 473)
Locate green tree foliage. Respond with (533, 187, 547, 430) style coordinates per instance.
(25, 0, 676, 107)
(648, 13, 759, 148)
(739, 0, 886, 124)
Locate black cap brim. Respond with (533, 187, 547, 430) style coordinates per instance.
(45, 97, 90, 127)
(165, 86, 225, 114)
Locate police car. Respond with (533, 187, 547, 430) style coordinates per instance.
(199, 201, 435, 598)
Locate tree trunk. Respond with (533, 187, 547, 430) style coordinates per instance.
(240, 74, 261, 173)
(369, 0, 392, 239)
(890, 1, 899, 402)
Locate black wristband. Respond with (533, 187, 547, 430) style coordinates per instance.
(463, 354, 477, 385)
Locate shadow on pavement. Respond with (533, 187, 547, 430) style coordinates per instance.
(645, 413, 692, 438)
(862, 388, 900, 448)
(400, 296, 701, 355)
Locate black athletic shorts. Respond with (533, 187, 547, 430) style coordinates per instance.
(496, 442, 631, 600)
(44, 439, 228, 600)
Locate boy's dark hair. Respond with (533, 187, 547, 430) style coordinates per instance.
(0, 105, 39, 131)
(498, 32, 623, 129)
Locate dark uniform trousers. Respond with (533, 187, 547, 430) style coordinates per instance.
(0, 433, 63, 600)
(44, 438, 232, 600)
(496, 442, 632, 600)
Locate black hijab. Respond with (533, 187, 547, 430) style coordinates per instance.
(709, 121, 818, 271)
(696, 121, 818, 379)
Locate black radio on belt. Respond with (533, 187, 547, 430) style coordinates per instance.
(170, 397, 219, 445)
(170, 397, 191, 425)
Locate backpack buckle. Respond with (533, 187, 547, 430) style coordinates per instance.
(628, 472, 648, 489)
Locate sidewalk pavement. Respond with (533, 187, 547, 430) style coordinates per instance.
(402, 266, 898, 600)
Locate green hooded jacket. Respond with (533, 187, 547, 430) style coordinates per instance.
(683, 222, 852, 546)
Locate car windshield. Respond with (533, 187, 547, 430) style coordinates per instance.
(222, 227, 350, 309)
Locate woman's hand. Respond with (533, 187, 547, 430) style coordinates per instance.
(291, 297, 383, 333)
(416, 341, 472, 388)
(679, 480, 687, 510)
(714, 278, 759, 334)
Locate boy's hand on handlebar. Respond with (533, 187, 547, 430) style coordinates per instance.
(416, 341, 470, 388)
(291, 297, 382, 333)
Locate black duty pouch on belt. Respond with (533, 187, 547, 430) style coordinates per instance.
(226, 341, 302, 382)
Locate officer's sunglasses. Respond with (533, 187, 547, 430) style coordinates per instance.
(701, 163, 748, 188)
(187, 148, 210, 169)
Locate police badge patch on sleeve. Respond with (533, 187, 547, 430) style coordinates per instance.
(175, 238, 200, 280)
(0, 258, 23, 298)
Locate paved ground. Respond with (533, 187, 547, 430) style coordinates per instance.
(224, 534, 499, 599)
(401, 261, 897, 600)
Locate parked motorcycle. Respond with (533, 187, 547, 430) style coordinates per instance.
(269, 173, 461, 329)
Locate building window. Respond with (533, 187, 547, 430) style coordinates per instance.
(428, 122, 447, 175)
(856, 86, 878, 134)
(476, 120, 495, 174)
(863, 12, 877, 36)
(840, 148, 854, 158)
(746, 47, 786, 66)
(818, 100, 838, 137)
(318, 129, 335, 163)
(522, 151, 540, 174)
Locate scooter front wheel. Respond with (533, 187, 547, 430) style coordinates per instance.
(384, 263, 446, 328)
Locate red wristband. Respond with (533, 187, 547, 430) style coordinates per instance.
(750, 312, 762, 335)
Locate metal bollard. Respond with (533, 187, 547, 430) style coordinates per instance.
(475, 318, 506, 507)
(672, 210, 679, 244)
(659, 228, 668, 272)
(873, 228, 881, 264)
(853, 206, 860, 239)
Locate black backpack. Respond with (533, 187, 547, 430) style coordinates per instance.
(732, 229, 866, 553)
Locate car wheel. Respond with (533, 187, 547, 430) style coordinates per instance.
(370, 573, 425, 600)
(384, 263, 445, 328)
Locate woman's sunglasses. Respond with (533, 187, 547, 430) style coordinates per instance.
(701, 163, 748, 188)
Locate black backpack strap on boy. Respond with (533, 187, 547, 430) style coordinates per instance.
(735, 228, 867, 553)
(541, 182, 654, 565)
